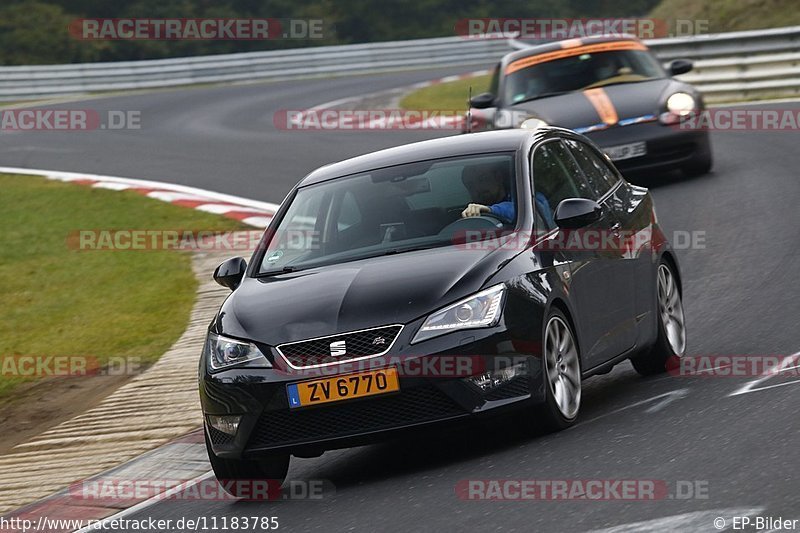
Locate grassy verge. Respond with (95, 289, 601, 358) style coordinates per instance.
(0, 173, 245, 398)
(399, 74, 490, 111)
(650, 0, 800, 32)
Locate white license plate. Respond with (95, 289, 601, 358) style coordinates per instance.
(605, 142, 647, 161)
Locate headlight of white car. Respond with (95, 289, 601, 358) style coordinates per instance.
(660, 92, 697, 124)
(204, 331, 271, 372)
(520, 118, 549, 130)
(412, 285, 506, 343)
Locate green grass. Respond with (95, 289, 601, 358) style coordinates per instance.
(0, 173, 245, 398)
(649, 0, 800, 31)
(399, 74, 490, 111)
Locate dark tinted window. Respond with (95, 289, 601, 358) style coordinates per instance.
(531, 140, 592, 229)
(504, 49, 664, 103)
(259, 153, 517, 273)
(564, 139, 620, 198)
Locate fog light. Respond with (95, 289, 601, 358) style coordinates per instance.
(467, 362, 527, 391)
(207, 414, 241, 436)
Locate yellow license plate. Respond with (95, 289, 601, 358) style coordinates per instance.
(287, 367, 400, 408)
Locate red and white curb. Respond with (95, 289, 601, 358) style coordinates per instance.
(1, 430, 210, 533)
(406, 69, 490, 91)
(0, 166, 279, 229)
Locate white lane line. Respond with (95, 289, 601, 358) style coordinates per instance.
(91, 182, 132, 191)
(242, 216, 274, 227)
(728, 351, 800, 396)
(145, 191, 215, 202)
(644, 388, 690, 413)
(72, 471, 215, 533)
(588, 507, 765, 532)
(580, 388, 690, 425)
(195, 203, 266, 215)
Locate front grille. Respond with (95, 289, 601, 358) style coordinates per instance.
(207, 425, 235, 446)
(276, 325, 403, 368)
(246, 385, 466, 449)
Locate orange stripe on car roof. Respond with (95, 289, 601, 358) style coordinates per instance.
(560, 38, 583, 49)
(505, 40, 647, 75)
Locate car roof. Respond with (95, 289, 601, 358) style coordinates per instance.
(501, 34, 645, 68)
(299, 129, 540, 186)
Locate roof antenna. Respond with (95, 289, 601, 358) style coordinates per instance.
(466, 85, 472, 134)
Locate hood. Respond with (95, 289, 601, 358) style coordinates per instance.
(216, 245, 512, 345)
(509, 78, 687, 130)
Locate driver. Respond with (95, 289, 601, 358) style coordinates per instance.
(461, 161, 515, 222)
(592, 53, 619, 80)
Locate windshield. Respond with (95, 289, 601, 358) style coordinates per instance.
(504, 49, 665, 104)
(257, 153, 517, 274)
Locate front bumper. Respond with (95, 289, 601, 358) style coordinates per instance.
(200, 326, 544, 458)
(586, 121, 711, 174)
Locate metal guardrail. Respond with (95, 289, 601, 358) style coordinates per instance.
(1, 26, 798, 102)
(0, 38, 510, 100)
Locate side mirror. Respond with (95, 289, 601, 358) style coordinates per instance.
(469, 92, 496, 109)
(669, 59, 693, 76)
(554, 198, 602, 229)
(213, 257, 247, 291)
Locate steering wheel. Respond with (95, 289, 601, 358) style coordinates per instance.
(438, 213, 506, 238)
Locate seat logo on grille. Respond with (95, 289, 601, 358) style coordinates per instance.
(329, 340, 346, 357)
(372, 336, 386, 345)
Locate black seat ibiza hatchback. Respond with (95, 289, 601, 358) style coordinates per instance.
(200, 128, 687, 494)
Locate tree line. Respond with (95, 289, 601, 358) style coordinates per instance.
(0, 0, 662, 65)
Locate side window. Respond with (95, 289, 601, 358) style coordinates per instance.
(531, 141, 592, 229)
(564, 139, 620, 199)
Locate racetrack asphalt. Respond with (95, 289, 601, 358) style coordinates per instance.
(2, 67, 799, 532)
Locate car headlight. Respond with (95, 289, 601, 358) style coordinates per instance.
(204, 331, 271, 372)
(660, 92, 697, 124)
(520, 118, 549, 130)
(412, 285, 506, 343)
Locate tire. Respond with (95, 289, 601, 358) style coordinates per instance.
(631, 259, 687, 376)
(535, 308, 582, 431)
(205, 429, 290, 498)
(682, 150, 713, 177)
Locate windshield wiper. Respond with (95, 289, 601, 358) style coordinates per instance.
(258, 265, 303, 276)
(582, 78, 657, 90)
(381, 245, 437, 256)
